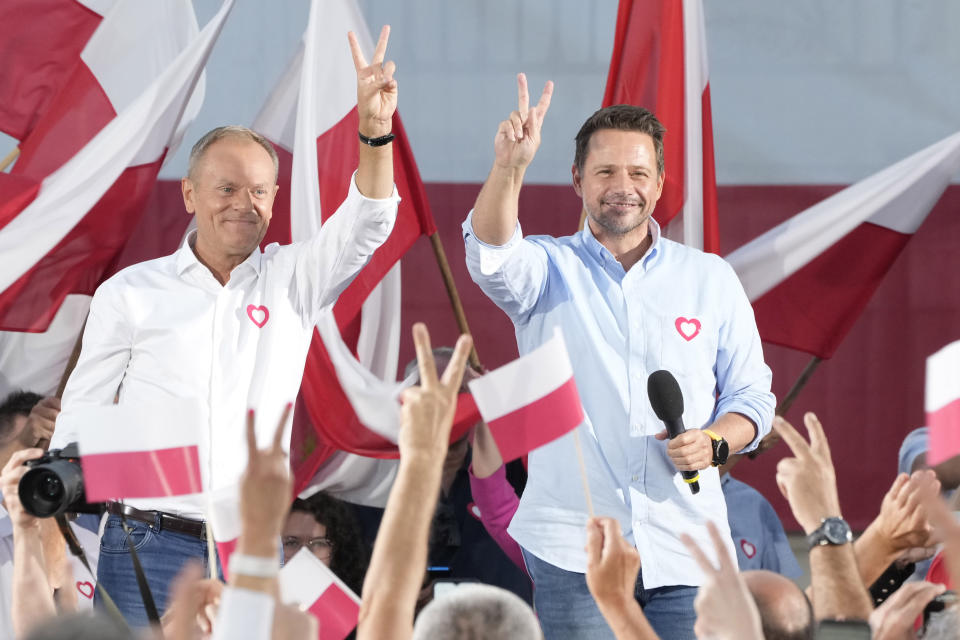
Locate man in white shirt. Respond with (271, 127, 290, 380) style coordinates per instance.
(463, 75, 775, 639)
(50, 28, 402, 626)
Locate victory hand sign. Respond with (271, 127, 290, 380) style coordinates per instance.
(348, 25, 398, 138)
(494, 72, 554, 171)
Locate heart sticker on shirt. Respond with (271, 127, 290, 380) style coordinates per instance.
(76, 580, 95, 599)
(740, 538, 757, 559)
(675, 317, 701, 341)
(246, 304, 269, 328)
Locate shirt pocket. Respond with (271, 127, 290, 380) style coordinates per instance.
(656, 312, 718, 388)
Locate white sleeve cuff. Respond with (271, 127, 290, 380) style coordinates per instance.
(463, 210, 524, 276)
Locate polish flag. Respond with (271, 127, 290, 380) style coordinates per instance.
(250, 0, 450, 494)
(280, 549, 361, 640)
(468, 329, 585, 463)
(0, 0, 114, 141)
(0, 0, 229, 336)
(726, 131, 960, 359)
(603, 0, 719, 253)
(208, 484, 242, 580)
(60, 399, 204, 501)
(925, 340, 960, 467)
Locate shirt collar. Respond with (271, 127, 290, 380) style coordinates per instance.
(176, 229, 263, 278)
(580, 215, 662, 272)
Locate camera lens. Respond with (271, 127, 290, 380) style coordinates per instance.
(19, 460, 85, 518)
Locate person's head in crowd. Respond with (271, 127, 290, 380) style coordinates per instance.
(284, 493, 369, 594)
(411, 583, 541, 640)
(0, 390, 43, 463)
(922, 606, 960, 639)
(742, 570, 814, 640)
(22, 612, 132, 640)
(181, 125, 281, 278)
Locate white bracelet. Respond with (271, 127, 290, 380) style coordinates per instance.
(228, 553, 280, 578)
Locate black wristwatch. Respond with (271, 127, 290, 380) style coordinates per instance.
(704, 429, 729, 466)
(806, 517, 853, 550)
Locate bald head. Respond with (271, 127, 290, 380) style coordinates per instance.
(742, 570, 814, 640)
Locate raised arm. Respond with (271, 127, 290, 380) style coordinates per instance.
(472, 73, 553, 245)
(357, 325, 472, 640)
(349, 25, 396, 199)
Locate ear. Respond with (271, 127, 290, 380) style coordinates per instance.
(654, 170, 665, 201)
(181, 177, 197, 215)
(572, 164, 583, 197)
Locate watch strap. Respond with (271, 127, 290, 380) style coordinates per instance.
(228, 553, 280, 578)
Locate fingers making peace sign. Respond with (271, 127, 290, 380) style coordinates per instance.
(348, 25, 398, 137)
(238, 403, 294, 547)
(494, 72, 554, 171)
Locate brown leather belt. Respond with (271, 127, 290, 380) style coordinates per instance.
(107, 502, 206, 540)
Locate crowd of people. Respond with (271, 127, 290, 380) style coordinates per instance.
(0, 21, 958, 640)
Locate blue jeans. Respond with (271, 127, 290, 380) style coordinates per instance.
(95, 514, 219, 628)
(522, 548, 698, 640)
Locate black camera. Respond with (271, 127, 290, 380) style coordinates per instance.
(18, 443, 102, 518)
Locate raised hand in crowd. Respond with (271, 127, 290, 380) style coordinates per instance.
(24, 395, 59, 449)
(585, 516, 659, 640)
(680, 520, 764, 640)
(358, 323, 472, 640)
(1, 447, 57, 638)
(772, 412, 873, 622)
(472, 72, 554, 245)
(158, 562, 221, 640)
(868, 580, 946, 640)
(348, 24, 398, 199)
(855, 469, 940, 587)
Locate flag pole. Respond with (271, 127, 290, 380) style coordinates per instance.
(427, 232, 481, 370)
(55, 318, 88, 398)
(0, 147, 19, 172)
(744, 355, 823, 460)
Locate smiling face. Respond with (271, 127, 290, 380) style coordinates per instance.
(181, 136, 279, 266)
(573, 128, 665, 241)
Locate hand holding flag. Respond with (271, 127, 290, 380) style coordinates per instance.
(348, 25, 397, 138)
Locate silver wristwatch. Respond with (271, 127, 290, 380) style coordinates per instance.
(806, 517, 852, 550)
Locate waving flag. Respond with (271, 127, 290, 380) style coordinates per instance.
(0, 0, 224, 334)
(280, 549, 361, 640)
(925, 341, 960, 467)
(251, 0, 445, 495)
(0, 0, 114, 141)
(727, 131, 960, 359)
(603, 0, 719, 252)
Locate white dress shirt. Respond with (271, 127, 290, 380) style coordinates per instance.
(53, 174, 400, 516)
(463, 213, 775, 589)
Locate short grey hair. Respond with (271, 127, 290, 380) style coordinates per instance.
(412, 584, 542, 640)
(187, 125, 279, 182)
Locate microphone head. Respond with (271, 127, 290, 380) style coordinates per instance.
(647, 370, 684, 421)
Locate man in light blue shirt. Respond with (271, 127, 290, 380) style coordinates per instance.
(462, 75, 775, 640)
(722, 474, 802, 578)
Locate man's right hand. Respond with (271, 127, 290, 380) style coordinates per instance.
(0, 448, 44, 530)
(25, 396, 59, 449)
(493, 73, 553, 172)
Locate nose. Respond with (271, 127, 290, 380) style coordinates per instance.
(232, 187, 255, 212)
(613, 169, 633, 191)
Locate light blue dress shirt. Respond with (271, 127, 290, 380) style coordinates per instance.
(722, 474, 802, 578)
(463, 212, 775, 588)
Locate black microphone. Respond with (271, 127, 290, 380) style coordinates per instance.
(647, 370, 700, 495)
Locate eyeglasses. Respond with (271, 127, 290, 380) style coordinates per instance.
(282, 536, 334, 560)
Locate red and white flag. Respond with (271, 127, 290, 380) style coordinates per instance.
(280, 549, 361, 640)
(726, 131, 960, 359)
(61, 399, 204, 501)
(925, 340, 960, 467)
(208, 484, 242, 579)
(603, 0, 719, 252)
(0, 0, 114, 141)
(468, 329, 585, 463)
(250, 0, 456, 495)
(0, 0, 229, 335)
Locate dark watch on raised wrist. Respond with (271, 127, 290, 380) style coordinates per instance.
(703, 429, 729, 466)
(806, 517, 853, 550)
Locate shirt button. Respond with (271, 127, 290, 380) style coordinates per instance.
(631, 474, 639, 482)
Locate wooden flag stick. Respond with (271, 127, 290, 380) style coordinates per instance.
(205, 518, 217, 579)
(55, 317, 88, 399)
(428, 232, 481, 370)
(572, 429, 595, 518)
(744, 354, 823, 460)
(0, 147, 20, 172)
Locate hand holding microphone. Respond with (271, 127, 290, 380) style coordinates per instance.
(647, 370, 702, 495)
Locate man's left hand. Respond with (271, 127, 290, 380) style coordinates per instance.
(656, 428, 713, 472)
(0, 448, 45, 530)
(25, 396, 60, 449)
(348, 25, 397, 138)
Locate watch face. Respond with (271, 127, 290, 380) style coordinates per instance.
(823, 518, 852, 544)
(716, 439, 730, 463)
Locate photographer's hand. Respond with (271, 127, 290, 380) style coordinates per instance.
(1, 447, 44, 530)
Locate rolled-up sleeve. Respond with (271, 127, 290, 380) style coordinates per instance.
(293, 171, 400, 323)
(714, 260, 776, 452)
(462, 211, 548, 322)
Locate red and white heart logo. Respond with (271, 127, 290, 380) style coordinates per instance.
(467, 502, 482, 521)
(76, 580, 95, 599)
(740, 539, 756, 559)
(246, 304, 269, 328)
(675, 317, 701, 341)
